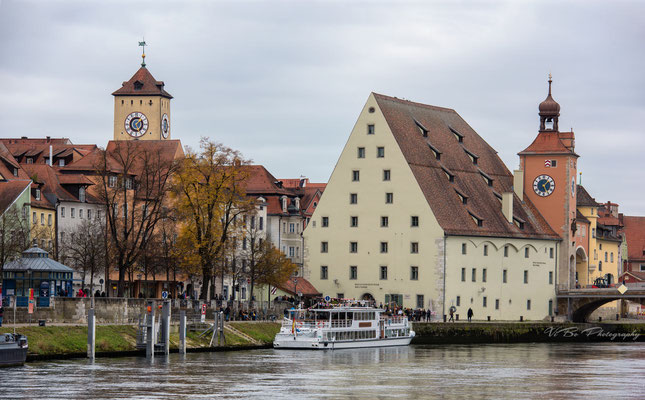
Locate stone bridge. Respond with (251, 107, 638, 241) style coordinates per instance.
(557, 287, 645, 322)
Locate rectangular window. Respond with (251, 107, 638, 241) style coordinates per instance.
(32, 212, 36, 224)
(456, 296, 461, 306)
(411, 242, 419, 254)
(59, 159, 65, 167)
(357, 147, 365, 158)
(289, 223, 295, 233)
(461, 268, 466, 282)
(350, 242, 358, 253)
(79, 187, 86, 203)
(411, 216, 419, 227)
(416, 295, 424, 309)
(377, 147, 385, 158)
(79, 209, 84, 219)
(40, 213, 44, 225)
(503, 269, 507, 283)
(350, 216, 358, 227)
(352, 170, 360, 181)
(472, 268, 476, 282)
(259, 217, 264, 230)
(367, 124, 375, 135)
(495, 299, 500, 310)
(383, 169, 390, 181)
(482, 268, 487, 282)
(527, 299, 531, 310)
(604, 252, 608, 262)
(385, 193, 393, 204)
(321, 242, 328, 253)
(61, 207, 65, 218)
(483, 296, 487, 308)
(410, 266, 419, 280)
(243, 238, 247, 250)
(108, 175, 117, 188)
(71, 208, 75, 218)
(611, 252, 614, 263)
(549, 271, 553, 285)
(35, 189, 41, 201)
(380, 266, 388, 280)
(462, 243, 467, 255)
(504, 246, 509, 257)
(524, 270, 528, 284)
(350, 266, 357, 280)
(48, 214, 52, 226)
(550, 248, 554, 258)
(381, 216, 389, 227)
(525, 248, 529, 258)
(320, 266, 328, 280)
(125, 178, 133, 190)
(87, 209, 92, 220)
(350, 193, 357, 204)
(289, 247, 295, 257)
(322, 217, 329, 227)
(380, 242, 388, 253)
(250, 216, 256, 229)
(484, 245, 488, 256)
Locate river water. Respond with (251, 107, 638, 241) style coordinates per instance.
(2, 343, 644, 399)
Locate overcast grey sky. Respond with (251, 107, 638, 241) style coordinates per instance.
(1, 0, 643, 214)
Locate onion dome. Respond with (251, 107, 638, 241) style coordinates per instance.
(539, 74, 560, 116)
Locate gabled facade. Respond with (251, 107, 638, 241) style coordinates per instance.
(304, 92, 560, 320)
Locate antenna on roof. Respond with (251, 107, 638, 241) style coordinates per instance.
(138, 38, 147, 67)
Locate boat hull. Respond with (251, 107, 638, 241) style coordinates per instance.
(0, 347, 28, 368)
(274, 333, 414, 350)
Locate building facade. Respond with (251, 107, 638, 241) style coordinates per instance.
(304, 91, 561, 320)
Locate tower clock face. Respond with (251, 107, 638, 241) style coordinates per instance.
(161, 114, 170, 139)
(124, 112, 149, 137)
(533, 175, 555, 197)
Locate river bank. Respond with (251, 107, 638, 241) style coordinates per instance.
(9, 320, 644, 362)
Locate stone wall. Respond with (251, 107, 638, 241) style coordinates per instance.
(4, 298, 292, 324)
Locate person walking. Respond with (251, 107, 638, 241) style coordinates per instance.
(448, 307, 455, 322)
(467, 308, 474, 322)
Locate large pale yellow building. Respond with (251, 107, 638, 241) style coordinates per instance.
(304, 93, 561, 320)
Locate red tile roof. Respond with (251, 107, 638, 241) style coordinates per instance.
(374, 93, 559, 240)
(519, 131, 578, 155)
(0, 180, 31, 215)
(112, 67, 173, 98)
(577, 185, 600, 207)
(623, 216, 645, 262)
(277, 277, 321, 297)
(619, 270, 645, 282)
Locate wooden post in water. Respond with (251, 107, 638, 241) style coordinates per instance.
(179, 310, 186, 354)
(87, 308, 95, 359)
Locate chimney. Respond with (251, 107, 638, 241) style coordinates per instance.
(513, 169, 524, 201)
(502, 192, 514, 223)
(49, 145, 53, 166)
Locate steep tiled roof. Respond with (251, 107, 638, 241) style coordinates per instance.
(576, 209, 590, 224)
(112, 67, 173, 98)
(0, 180, 30, 215)
(577, 185, 600, 207)
(242, 165, 292, 195)
(623, 216, 645, 262)
(277, 277, 321, 297)
(22, 164, 94, 204)
(374, 93, 558, 240)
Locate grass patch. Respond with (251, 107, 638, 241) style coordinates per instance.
(15, 325, 138, 356)
(229, 322, 281, 344)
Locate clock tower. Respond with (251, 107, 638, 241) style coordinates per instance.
(112, 47, 172, 141)
(518, 76, 578, 290)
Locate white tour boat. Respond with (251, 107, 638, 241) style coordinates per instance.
(273, 303, 415, 349)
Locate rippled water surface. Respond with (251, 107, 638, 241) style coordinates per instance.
(2, 343, 644, 399)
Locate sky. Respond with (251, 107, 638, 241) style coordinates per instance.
(0, 0, 644, 214)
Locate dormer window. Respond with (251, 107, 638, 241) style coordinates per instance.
(35, 189, 41, 201)
(479, 170, 493, 187)
(79, 187, 86, 203)
(281, 196, 287, 213)
(59, 159, 65, 167)
(294, 197, 300, 210)
(415, 120, 428, 137)
(455, 189, 468, 205)
(464, 149, 479, 165)
(428, 144, 441, 160)
(108, 175, 117, 188)
(441, 166, 454, 183)
(513, 217, 525, 230)
(449, 127, 464, 143)
(13, 168, 18, 176)
(134, 80, 143, 90)
(469, 211, 483, 227)
(26, 158, 33, 164)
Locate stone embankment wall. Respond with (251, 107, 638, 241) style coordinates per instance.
(412, 322, 644, 343)
(6, 298, 291, 324)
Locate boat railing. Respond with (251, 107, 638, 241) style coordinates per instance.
(382, 316, 407, 325)
(281, 319, 353, 330)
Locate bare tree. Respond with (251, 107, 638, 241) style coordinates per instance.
(0, 204, 30, 293)
(94, 142, 179, 297)
(60, 219, 106, 296)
